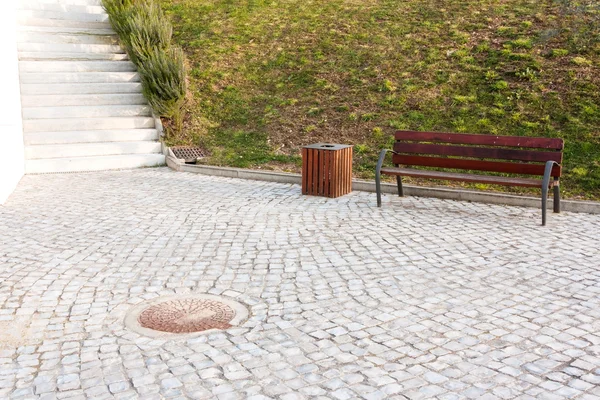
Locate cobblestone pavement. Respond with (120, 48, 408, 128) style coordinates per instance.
(1, 168, 599, 400)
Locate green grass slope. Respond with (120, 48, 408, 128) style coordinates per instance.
(160, 0, 600, 199)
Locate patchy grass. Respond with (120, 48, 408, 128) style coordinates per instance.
(159, 0, 600, 199)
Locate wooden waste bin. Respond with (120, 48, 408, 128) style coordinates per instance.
(302, 143, 353, 198)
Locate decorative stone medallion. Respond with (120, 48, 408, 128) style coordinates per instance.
(124, 294, 249, 338)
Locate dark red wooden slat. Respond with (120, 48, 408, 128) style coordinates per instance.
(336, 151, 339, 196)
(301, 148, 308, 194)
(391, 154, 562, 177)
(393, 143, 563, 163)
(379, 167, 553, 188)
(330, 150, 336, 198)
(312, 149, 319, 194)
(335, 150, 341, 197)
(342, 148, 348, 195)
(340, 149, 345, 197)
(324, 150, 330, 197)
(347, 148, 353, 193)
(395, 131, 564, 150)
(306, 149, 314, 194)
(318, 151, 324, 195)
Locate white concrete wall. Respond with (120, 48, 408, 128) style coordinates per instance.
(0, 3, 25, 204)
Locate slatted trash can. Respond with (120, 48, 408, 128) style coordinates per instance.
(302, 143, 353, 198)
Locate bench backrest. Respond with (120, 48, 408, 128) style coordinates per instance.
(392, 131, 564, 177)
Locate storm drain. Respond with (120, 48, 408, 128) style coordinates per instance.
(124, 294, 248, 337)
(171, 146, 206, 163)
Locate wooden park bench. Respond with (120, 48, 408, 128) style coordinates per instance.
(375, 131, 564, 225)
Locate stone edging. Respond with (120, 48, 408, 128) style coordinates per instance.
(166, 156, 600, 214)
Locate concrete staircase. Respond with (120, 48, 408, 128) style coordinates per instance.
(16, 0, 165, 174)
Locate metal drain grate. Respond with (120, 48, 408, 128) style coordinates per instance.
(139, 299, 235, 333)
(171, 146, 206, 162)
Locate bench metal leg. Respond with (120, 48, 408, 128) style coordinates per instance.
(396, 176, 403, 197)
(375, 170, 382, 207)
(542, 185, 548, 226)
(375, 150, 388, 207)
(395, 165, 403, 197)
(541, 160, 559, 226)
(553, 179, 560, 213)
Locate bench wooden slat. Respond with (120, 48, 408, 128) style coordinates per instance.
(395, 131, 564, 150)
(394, 143, 563, 164)
(379, 167, 552, 188)
(391, 154, 562, 177)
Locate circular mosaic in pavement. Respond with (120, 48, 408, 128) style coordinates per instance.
(124, 294, 249, 338)
(139, 298, 236, 333)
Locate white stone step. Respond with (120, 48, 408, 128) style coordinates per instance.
(19, 0, 102, 6)
(24, 129, 159, 145)
(19, 42, 123, 54)
(17, 31, 118, 45)
(17, 25, 114, 36)
(15, 0, 163, 174)
(23, 117, 155, 132)
(21, 82, 142, 95)
(17, 9, 109, 23)
(20, 72, 140, 84)
(25, 141, 162, 159)
(17, 3, 105, 14)
(21, 93, 148, 107)
(19, 61, 136, 73)
(25, 154, 166, 174)
(23, 105, 152, 119)
(17, 17, 111, 29)
(19, 51, 128, 61)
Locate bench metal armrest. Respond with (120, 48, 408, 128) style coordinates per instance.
(541, 160, 561, 226)
(542, 160, 561, 189)
(375, 149, 400, 207)
(375, 149, 400, 175)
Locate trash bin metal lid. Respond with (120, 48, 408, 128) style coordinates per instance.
(303, 143, 353, 150)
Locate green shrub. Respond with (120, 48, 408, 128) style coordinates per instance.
(139, 47, 187, 122)
(124, 2, 172, 64)
(102, 0, 186, 134)
(102, 0, 139, 37)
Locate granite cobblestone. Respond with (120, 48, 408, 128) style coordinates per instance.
(0, 168, 599, 399)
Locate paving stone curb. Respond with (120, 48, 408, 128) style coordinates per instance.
(167, 155, 600, 214)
